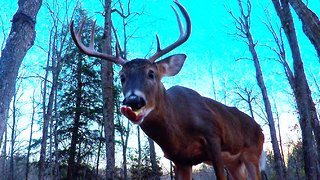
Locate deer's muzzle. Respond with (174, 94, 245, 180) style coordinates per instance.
(122, 95, 146, 111)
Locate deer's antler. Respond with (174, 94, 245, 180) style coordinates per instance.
(148, 0, 191, 62)
(70, 20, 127, 65)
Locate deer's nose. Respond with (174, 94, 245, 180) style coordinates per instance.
(123, 95, 146, 111)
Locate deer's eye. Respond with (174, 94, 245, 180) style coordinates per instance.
(148, 70, 155, 79)
(120, 74, 126, 83)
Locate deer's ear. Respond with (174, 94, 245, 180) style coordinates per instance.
(156, 54, 186, 77)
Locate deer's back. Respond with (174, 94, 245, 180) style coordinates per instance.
(167, 85, 263, 150)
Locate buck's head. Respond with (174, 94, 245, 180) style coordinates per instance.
(119, 54, 186, 123)
(70, 0, 191, 124)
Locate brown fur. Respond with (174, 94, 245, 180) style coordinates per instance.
(120, 59, 264, 180)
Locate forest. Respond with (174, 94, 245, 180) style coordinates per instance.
(0, 0, 319, 179)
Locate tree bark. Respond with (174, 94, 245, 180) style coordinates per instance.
(53, 84, 59, 180)
(137, 126, 142, 180)
(95, 125, 104, 180)
(67, 57, 83, 179)
(119, 119, 130, 180)
(39, 36, 60, 179)
(26, 91, 36, 180)
(248, 25, 286, 180)
(0, 121, 7, 178)
(247, 31, 286, 180)
(148, 137, 160, 180)
(288, 0, 320, 61)
(271, 0, 319, 179)
(38, 7, 68, 179)
(9, 90, 17, 180)
(288, 0, 320, 164)
(102, 0, 115, 179)
(39, 61, 55, 180)
(230, 1, 286, 179)
(0, 0, 42, 147)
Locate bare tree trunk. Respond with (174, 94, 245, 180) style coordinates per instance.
(39, 35, 64, 180)
(53, 84, 59, 180)
(9, 90, 17, 180)
(137, 126, 142, 180)
(293, 156, 301, 180)
(148, 137, 160, 180)
(118, 118, 130, 180)
(39, 77, 54, 180)
(275, 103, 286, 169)
(47, 93, 57, 179)
(67, 57, 83, 179)
(39, 43, 57, 180)
(0, 0, 42, 146)
(122, 125, 128, 180)
(271, 0, 319, 179)
(39, 7, 70, 179)
(247, 17, 286, 180)
(38, 20, 54, 180)
(95, 125, 103, 180)
(229, 1, 286, 179)
(25, 90, 36, 180)
(288, 0, 320, 61)
(102, 0, 115, 179)
(114, 85, 130, 179)
(49, 105, 54, 179)
(288, 0, 320, 164)
(0, 123, 7, 179)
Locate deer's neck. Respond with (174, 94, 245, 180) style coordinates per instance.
(140, 87, 178, 153)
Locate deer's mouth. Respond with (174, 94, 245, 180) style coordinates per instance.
(120, 105, 153, 124)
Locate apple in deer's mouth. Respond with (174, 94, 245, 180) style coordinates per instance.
(120, 105, 154, 124)
(120, 106, 144, 124)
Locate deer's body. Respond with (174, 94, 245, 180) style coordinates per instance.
(142, 85, 264, 179)
(121, 59, 264, 179)
(71, 1, 264, 179)
(143, 85, 263, 166)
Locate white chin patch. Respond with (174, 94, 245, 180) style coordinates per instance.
(136, 106, 154, 124)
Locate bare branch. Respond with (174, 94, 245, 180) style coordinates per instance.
(262, 7, 295, 85)
(235, 57, 252, 62)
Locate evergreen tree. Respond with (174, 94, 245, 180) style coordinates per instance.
(55, 9, 104, 179)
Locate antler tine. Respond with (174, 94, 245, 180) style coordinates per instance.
(148, 0, 191, 62)
(171, 4, 184, 35)
(89, 20, 96, 50)
(70, 20, 126, 65)
(115, 41, 121, 58)
(155, 34, 161, 52)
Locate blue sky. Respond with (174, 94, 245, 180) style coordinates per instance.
(1, 0, 319, 168)
(1, 0, 318, 99)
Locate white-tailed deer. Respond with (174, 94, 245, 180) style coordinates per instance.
(70, 1, 264, 179)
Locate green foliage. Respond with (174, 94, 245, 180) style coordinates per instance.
(265, 151, 277, 180)
(58, 163, 97, 180)
(264, 142, 306, 180)
(128, 143, 162, 179)
(57, 54, 103, 160)
(54, 7, 105, 179)
(287, 141, 305, 180)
